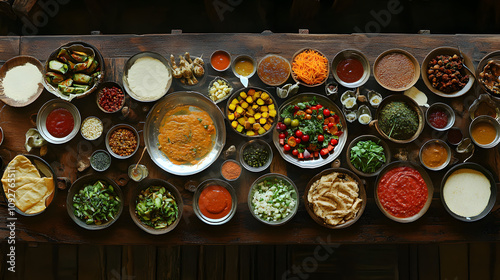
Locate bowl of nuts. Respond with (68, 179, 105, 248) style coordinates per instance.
(105, 124, 139, 159)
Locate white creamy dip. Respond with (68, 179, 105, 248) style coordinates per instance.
(126, 57, 171, 101)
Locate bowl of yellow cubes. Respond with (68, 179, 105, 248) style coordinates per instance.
(226, 87, 278, 137)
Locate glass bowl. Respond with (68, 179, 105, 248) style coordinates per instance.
(193, 179, 237, 225)
(239, 139, 273, 172)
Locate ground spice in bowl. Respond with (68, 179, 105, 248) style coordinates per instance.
(221, 160, 242, 181)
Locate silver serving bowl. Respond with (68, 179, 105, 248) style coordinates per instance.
(469, 115, 500, 149)
(419, 139, 452, 171)
(36, 99, 81, 144)
(239, 139, 273, 173)
(231, 54, 257, 79)
(144, 91, 226, 176)
(331, 49, 370, 89)
(346, 134, 391, 177)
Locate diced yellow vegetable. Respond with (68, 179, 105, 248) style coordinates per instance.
(236, 124, 244, 133)
(262, 112, 269, 118)
(258, 127, 266, 134)
(238, 117, 246, 125)
(246, 108, 255, 116)
(261, 93, 269, 100)
(259, 118, 266, 125)
(252, 123, 261, 130)
(231, 98, 239, 105)
(266, 99, 273, 104)
(254, 113, 262, 120)
(231, 121, 238, 128)
(254, 91, 261, 99)
(248, 117, 256, 124)
(240, 91, 247, 99)
(246, 96, 253, 104)
(241, 101, 249, 109)
(263, 123, 271, 130)
(252, 104, 259, 110)
(256, 98, 265, 105)
(244, 121, 251, 130)
(268, 104, 275, 110)
(228, 113, 235, 120)
(236, 106, 244, 114)
(261, 106, 268, 112)
(269, 110, 277, 117)
(246, 131, 256, 136)
(228, 103, 236, 111)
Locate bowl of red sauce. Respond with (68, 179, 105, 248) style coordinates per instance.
(210, 50, 231, 72)
(374, 161, 433, 223)
(36, 99, 81, 144)
(331, 49, 370, 89)
(426, 102, 455, 131)
(193, 179, 237, 225)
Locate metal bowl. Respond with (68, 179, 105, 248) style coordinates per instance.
(80, 116, 103, 141)
(469, 115, 500, 149)
(272, 93, 348, 169)
(248, 173, 299, 226)
(36, 99, 81, 144)
(468, 94, 500, 121)
(96, 81, 126, 113)
(90, 149, 111, 172)
(193, 179, 237, 225)
(0, 55, 44, 107)
(231, 54, 257, 79)
(220, 159, 242, 181)
(374, 161, 434, 223)
(144, 91, 226, 176)
(239, 139, 273, 172)
(122, 51, 172, 102)
(206, 76, 233, 104)
(440, 162, 497, 222)
(421, 47, 475, 98)
(476, 51, 500, 101)
(291, 48, 329, 87)
(346, 135, 391, 177)
(66, 174, 123, 230)
(210, 50, 231, 72)
(331, 49, 370, 88)
(304, 168, 366, 229)
(105, 124, 140, 159)
(373, 49, 420, 92)
(425, 102, 455, 131)
(129, 178, 183, 235)
(1, 154, 57, 216)
(257, 54, 291, 86)
(42, 42, 104, 101)
(419, 139, 452, 171)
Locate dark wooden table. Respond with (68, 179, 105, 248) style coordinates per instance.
(0, 33, 499, 245)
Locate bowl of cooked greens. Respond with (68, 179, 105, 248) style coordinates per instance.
(373, 94, 424, 144)
(67, 174, 123, 230)
(346, 135, 391, 177)
(129, 178, 183, 235)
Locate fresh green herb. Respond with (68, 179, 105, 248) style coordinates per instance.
(204, 125, 208, 129)
(72, 181, 121, 225)
(197, 118, 202, 122)
(135, 186, 178, 229)
(379, 102, 418, 140)
(350, 140, 386, 173)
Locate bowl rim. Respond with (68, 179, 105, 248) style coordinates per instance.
(239, 139, 273, 172)
(468, 115, 500, 149)
(80, 116, 103, 141)
(105, 123, 140, 159)
(0, 55, 44, 107)
(345, 134, 392, 177)
(374, 161, 434, 223)
(303, 167, 367, 229)
(421, 46, 475, 98)
(90, 149, 111, 172)
(231, 54, 257, 79)
(36, 98, 81, 144)
(220, 159, 242, 181)
(291, 48, 330, 87)
(129, 178, 184, 235)
(96, 81, 126, 113)
(193, 179, 237, 225)
(66, 174, 123, 230)
(331, 49, 371, 88)
(373, 48, 420, 92)
(440, 162, 497, 222)
(0, 126, 4, 146)
(476, 50, 500, 101)
(256, 54, 291, 86)
(425, 102, 456, 131)
(248, 173, 299, 226)
(418, 139, 452, 171)
(210, 49, 232, 72)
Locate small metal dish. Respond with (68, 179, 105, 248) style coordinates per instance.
(129, 178, 183, 235)
(248, 173, 299, 226)
(207, 76, 233, 104)
(36, 99, 81, 144)
(346, 135, 391, 178)
(374, 49, 420, 92)
(193, 179, 237, 225)
(239, 139, 273, 172)
(96, 81, 126, 113)
(220, 159, 242, 181)
(90, 150, 111, 172)
(231, 54, 257, 79)
(171, 52, 207, 89)
(80, 116, 103, 141)
(0, 55, 44, 107)
(419, 139, 452, 171)
(469, 115, 500, 149)
(105, 124, 140, 159)
(426, 102, 455, 131)
(210, 50, 231, 72)
(331, 49, 370, 88)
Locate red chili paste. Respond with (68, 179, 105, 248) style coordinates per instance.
(336, 58, 364, 83)
(198, 185, 232, 219)
(46, 108, 74, 138)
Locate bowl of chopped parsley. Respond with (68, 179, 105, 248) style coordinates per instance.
(346, 135, 391, 177)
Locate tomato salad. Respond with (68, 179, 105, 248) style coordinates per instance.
(277, 97, 343, 160)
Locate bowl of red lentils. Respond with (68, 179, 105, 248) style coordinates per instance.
(105, 124, 139, 159)
(96, 82, 126, 113)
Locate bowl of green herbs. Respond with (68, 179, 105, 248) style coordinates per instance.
(129, 178, 183, 235)
(67, 174, 123, 230)
(346, 135, 391, 177)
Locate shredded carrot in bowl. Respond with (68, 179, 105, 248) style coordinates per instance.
(292, 49, 328, 85)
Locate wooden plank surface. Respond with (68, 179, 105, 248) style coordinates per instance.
(0, 33, 499, 245)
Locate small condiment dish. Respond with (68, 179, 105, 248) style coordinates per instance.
(80, 116, 103, 141)
(207, 76, 233, 104)
(193, 179, 237, 225)
(36, 99, 81, 145)
(469, 115, 500, 149)
(90, 149, 111, 172)
(425, 102, 455, 131)
(220, 159, 242, 181)
(231, 54, 257, 80)
(239, 139, 273, 173)
(105, 124, 140, 159)
(257, 54, 291, 86)
(446, 127, 464, 146)
(419, 139, 451, 171)
(96, 81, 126, 113)
(210, 50, 231, 72)
(331, 49, 370, 88)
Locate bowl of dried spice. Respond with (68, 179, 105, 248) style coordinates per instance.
(221, 159, 242, 181)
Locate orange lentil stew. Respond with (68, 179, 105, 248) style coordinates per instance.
(221, 161, 241, 180)
(109, 128, 138, 156)
(292, 50, 328, 85)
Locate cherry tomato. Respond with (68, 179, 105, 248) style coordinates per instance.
(293, 105, 299, 112)
(323, 109, 330, 117)
(317, 115, 323, 120)
(311, 106, 317, 111)
(279, 133, 286, 139)
(333, 114, 339, 122)
(284, 118, 291, 126)
(295, 130, 303, 138)
(292, 149, 299, 156)
(327, 122, 334, 128)
(284, 144, 291, 152)
(305, 114, 312, 120)
(291, 119, 299, 127)
(301, 134, 310, 142)
(330, 139, 338, 146)
(305, 108, 312, 114)
(295, 137, 301, 144)
(316, 104, 323, 109)
(318, 135, 324, 142)
(320, 148, 329, 156)
(323, 125, 329, 131)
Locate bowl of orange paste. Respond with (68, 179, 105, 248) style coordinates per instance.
(193, 179, 237, 225)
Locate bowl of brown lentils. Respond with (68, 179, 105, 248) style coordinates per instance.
(106, 124, 139, 159)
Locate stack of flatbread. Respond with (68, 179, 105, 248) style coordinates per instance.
(1, 155, 55, 214)
(307, 172, 363, 226)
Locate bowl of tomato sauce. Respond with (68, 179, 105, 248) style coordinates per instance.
(331, 49, 370, 89)
(193, 179, 237, 225)
(426, 102, 455, 131)
(374, 161, 434, 223)
(36, 99, 81, 144)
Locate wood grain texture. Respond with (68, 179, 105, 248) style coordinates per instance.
(0, 34, 499, 245)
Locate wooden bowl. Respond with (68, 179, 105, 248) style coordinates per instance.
(421, 47, 475, 98)
(304, 168, 367, 229)
(0, 56, 44, 107)
(373, 49, 420, 92)
(291, 48, 329, 87)
(373, 94, 424, 144)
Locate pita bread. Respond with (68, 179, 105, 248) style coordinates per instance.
(2, 155, 40, 180)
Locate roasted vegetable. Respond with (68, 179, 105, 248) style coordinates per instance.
(45, 72, 65, 84)
(70, 51, 88, 63)
(57, 48, 71, 63)
(49, 60, 68, 74)
(71, 62, 88, 72)
(72, 73, 93, 84)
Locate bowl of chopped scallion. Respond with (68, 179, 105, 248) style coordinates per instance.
(346, 135, 391, 177)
